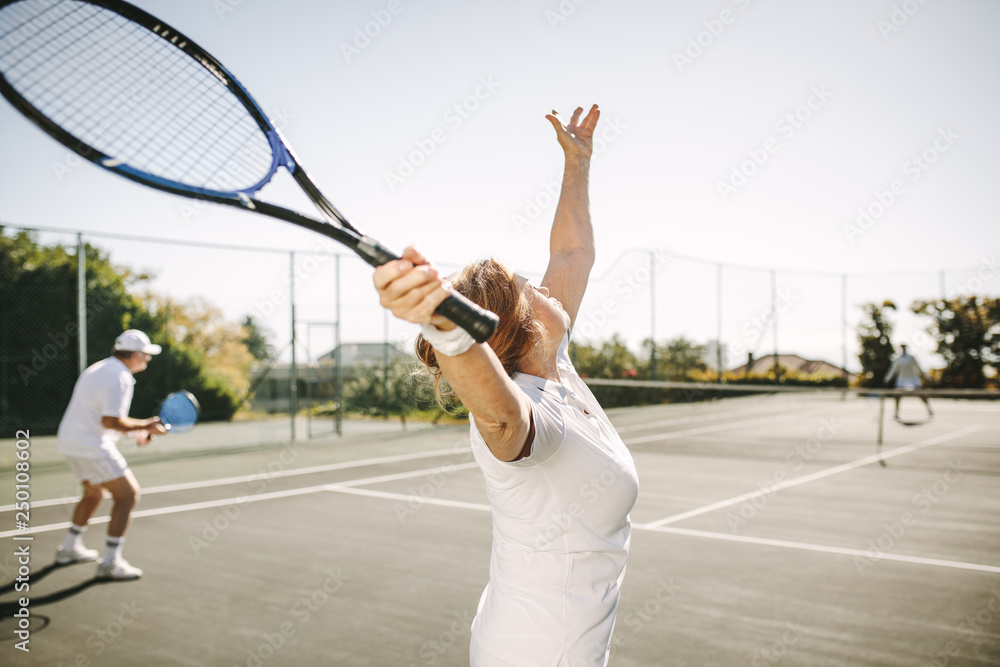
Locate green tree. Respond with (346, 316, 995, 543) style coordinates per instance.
(239, 315, 275, 362)
(342, 354, 453, 418)
(569, 335, 647, 408)
(644, 337, 707, 381)
(857, 301, 897, 387)
(911, 296, 1000, 388)
(0, 229, 244, 432)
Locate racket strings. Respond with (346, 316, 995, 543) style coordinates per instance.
(160, 393, 199, 434)
(40, 14, 164, 139)
(0, 0, 276, 193)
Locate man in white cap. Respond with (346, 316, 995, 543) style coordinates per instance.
(55, 329, 168, 579)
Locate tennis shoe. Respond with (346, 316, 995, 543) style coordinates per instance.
(55, 544, 99, 565)
(96, 558, 143, 580)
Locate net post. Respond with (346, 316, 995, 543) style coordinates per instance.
(877, 392, 885, 446)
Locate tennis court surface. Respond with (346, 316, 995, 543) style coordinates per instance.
(2, 389, 999, 666)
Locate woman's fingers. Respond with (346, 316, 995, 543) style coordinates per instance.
(373, 247, 452, 323)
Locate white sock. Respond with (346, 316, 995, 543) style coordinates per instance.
(103, 536, 124, 565)
(60, 524, 87, 552)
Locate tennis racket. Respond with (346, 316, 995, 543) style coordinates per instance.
(158, 390, 200, 434)
(0, 0, 499, 343)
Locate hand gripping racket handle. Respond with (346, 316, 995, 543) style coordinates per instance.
(357, 237, 500, 344)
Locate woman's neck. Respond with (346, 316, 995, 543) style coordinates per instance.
(518, 342, 562, 383)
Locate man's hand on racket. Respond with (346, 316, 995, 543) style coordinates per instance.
(545, 104, 600, 160)
(129, 418, 168, 446)
(374, 247, 456, 331)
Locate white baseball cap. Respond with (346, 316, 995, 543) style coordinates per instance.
(114, 329, 162, 355)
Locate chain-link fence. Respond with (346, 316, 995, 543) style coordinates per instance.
(3, 222, 998, 447)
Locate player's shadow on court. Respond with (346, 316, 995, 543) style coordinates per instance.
(0, 562, 123, 618)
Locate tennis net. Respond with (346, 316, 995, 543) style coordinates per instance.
(585, 380, 1000, 475)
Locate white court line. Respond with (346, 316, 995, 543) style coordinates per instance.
(622, 411, 818, 446)
(0, 447, 468, 513)
(641, 525, 1000, 575)
(638, 425, 982, 529)
(0, 461, 478, 538)
(613, 404, 808, 434)
(6, 452, 997, 575)
(322, 484, 1000, 575)
(327, 486, 491, 513)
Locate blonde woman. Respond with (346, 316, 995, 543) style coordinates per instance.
(375, 105, 638, 666)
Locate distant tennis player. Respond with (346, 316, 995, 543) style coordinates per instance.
(375, 104, 639, 666)
(884, 343, 933, 420)
(55, 329, 167, 580)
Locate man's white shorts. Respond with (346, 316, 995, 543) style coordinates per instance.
(63, 448, 130, 485)
(896, 378, 922, 390)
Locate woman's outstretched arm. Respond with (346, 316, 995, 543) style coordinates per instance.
(541, 104, 600, 330)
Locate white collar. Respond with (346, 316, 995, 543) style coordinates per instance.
(512, 372, 567, 400)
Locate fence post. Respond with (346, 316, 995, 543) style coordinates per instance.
(335, 255, 342, 436)
(289, 251, 297, 444)
(841, 273, 848, 380)
(716, 263, 723, 383)
(771, 269, 779, 377)
(77, 233, 87, 372)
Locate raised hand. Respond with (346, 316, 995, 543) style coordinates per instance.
(545, 104, 600, 160)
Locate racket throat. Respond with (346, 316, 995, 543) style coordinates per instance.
(355, 236, 399, 267)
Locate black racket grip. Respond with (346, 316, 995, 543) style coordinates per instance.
(436, 293, 499, 343)
(357, 236, 499, 344)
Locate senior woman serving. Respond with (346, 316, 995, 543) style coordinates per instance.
(374, 104, 638, 667)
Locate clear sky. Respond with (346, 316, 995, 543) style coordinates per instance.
(2, 0, 998, 372)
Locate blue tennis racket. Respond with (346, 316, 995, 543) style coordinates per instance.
(159, 391, 200, 434)
(0, 0, 499, 344)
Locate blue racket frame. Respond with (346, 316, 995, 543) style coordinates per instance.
(159, 390, 200, 434)
(0, 0, 499, 343)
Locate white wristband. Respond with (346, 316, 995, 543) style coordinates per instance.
(420, 323, 476, 357)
